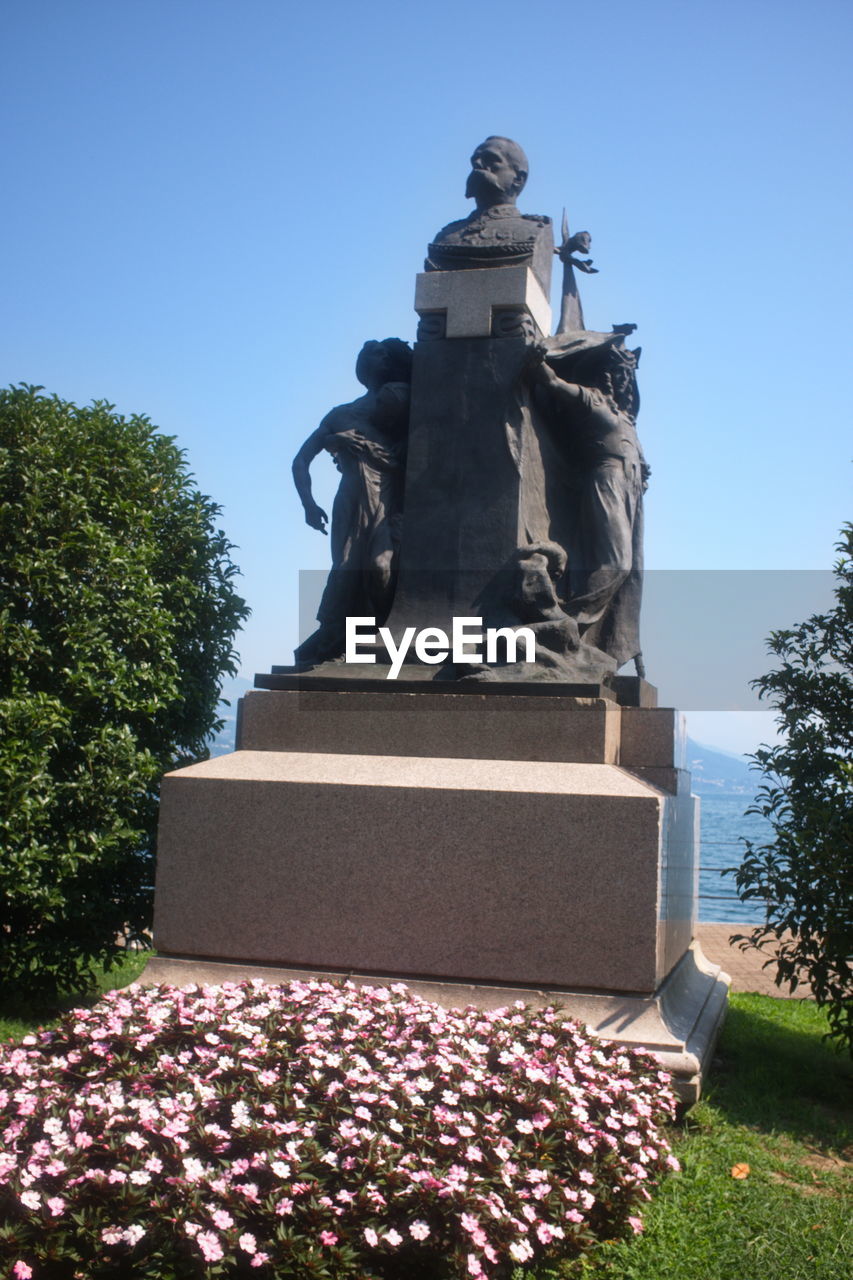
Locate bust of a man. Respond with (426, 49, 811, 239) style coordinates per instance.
(426, 137, 553, 292)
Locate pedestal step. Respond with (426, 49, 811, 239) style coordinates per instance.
(142, 942, 728, 1106)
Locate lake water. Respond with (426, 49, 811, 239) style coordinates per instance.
(698, 792, 773, 923)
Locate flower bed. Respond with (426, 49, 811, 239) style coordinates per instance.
(0, 979, 679, 1277)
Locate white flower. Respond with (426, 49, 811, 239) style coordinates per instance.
(181, 1157, 205, 1182)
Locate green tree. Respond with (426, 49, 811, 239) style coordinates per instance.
(0, 385, 250, 996)
(733, 524, 852, 1052)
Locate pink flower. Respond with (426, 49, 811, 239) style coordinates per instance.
(47, 1196, 65, 1216)
(409, 1220, 430, 1240)
(13, 1264, 33, 1280)
(319, 1230, 338, 1246)
(363, 1227, 379, 1247)
(239, 1233, 258, 1255)
(467, 1255, 484, 1276)
(628, 1215, 645, 1233)
(182, 1157, 205, 1182)
(384, 1228, 403, 1247)
(197, 1231, 224, 1262)
(211, 1209, 234, 1230)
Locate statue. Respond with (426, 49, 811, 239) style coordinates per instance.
(277, 138, 649, 688)
(555, 209, 598, 334)
(426, 136, 553, 291)
(437, 541, 617, 684)
(529, 333, 649, 675)
(292, 338, 412, 665)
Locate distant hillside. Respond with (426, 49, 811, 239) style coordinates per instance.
(686, 738, 757, 795)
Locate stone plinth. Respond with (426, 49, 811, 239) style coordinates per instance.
(380, 336, 553, 644)
(155, 749, 667, 992)
(237, 689, 621, 763)
(415, 265, 552, 338)
(154, 693, 696, 992)
(149, 690, 720, 1098)
(144, 942, 729, 1107)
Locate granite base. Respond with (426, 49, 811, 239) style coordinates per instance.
(141, 941, 728, 1106)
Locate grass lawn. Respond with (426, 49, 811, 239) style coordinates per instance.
(0, 948, 150, 1044)
(534, 995, 852, 1279)
(2, 968, 850, 1278)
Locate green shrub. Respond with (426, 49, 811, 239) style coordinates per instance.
(0, 385, 249, 996)
(733, 523, 852, 1053)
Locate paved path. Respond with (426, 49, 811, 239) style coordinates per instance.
(695, 923, 813, 999)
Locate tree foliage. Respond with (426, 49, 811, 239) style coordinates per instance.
(0, 385, 250, 996)
(733, 524, 852, 1052)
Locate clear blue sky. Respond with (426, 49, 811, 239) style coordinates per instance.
(3, 0, 851, 754)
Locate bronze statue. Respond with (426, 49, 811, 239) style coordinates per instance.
(282, 139, 649, 685)
(426, 136, 553, 290)
(292, 339, 412, 664)
(529, 334, 649, 676)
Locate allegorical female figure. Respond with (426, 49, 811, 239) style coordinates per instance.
(292, 338, 412, 665)
(529, 334, 650, 675)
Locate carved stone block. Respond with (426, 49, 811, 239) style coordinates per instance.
(414, 265, 551, 339)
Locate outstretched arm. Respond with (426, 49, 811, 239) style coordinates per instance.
(524, 343, 584, 407)
(292, 421, 332, 534)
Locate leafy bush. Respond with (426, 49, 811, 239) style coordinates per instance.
(0, 385, 249, 996)
(733, 523, 852, 1053)
(0, 979, 680, 1278)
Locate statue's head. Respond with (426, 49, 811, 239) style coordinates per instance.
(579, 346, 641, 422)
(547, 333, 641, 422)
(355, 338, 413, 391)
(465, 137, 529, 210)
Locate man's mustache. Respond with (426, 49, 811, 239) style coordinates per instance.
(465, 168, 502, 197)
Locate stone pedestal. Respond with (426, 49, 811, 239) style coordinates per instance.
(380, 336, 553, 644)
(148, 690, 728, 1103)
(414, 265, 552, 338)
